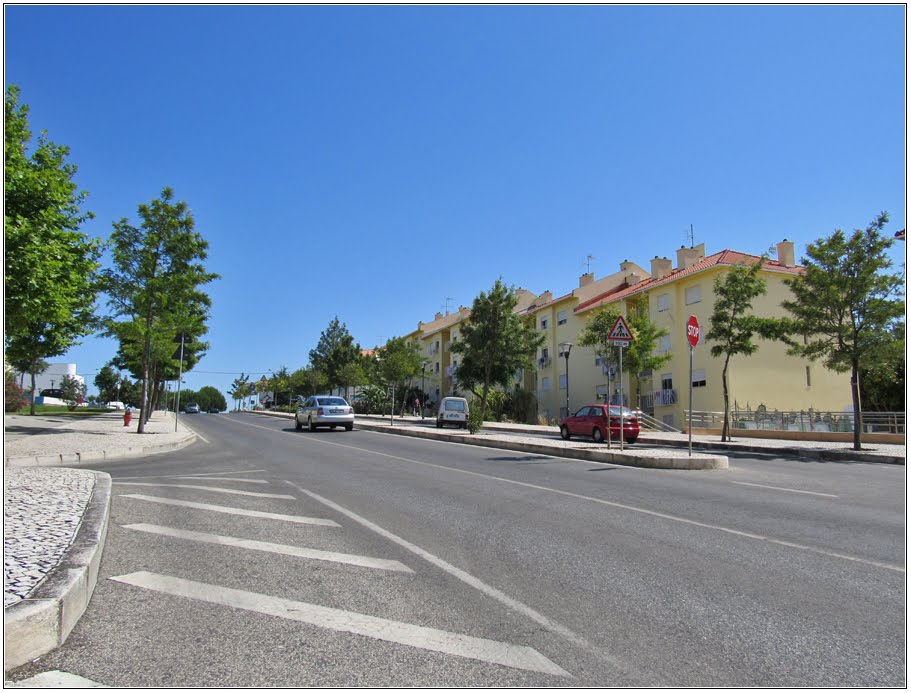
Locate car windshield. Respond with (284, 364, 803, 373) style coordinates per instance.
(317, 397, 348, 406)
(609, 406, 634, 417)
(444, 400, 466, 411)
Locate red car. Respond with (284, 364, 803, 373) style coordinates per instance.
(560, 404, 640, 444)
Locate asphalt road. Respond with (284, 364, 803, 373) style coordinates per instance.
(10, 412, 905, 686)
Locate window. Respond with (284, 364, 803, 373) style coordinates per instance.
(661, 373, 673, 390)
(435, 362, 440, 373)
(541, 318, 549, 330)
(595, 385, 608, 402)
(559, 374, 567, 390)
(692, 369, 706, 387)
(557, 310, 567, 325)
(541, 348, 549, 360)
(542, 376, 550, 392)
(659, 335, 671, 353)
(685, 285, 702, 305)
(806, 366, 811, 387)
(657, 294, 669, 312)
(595, 355, 603, 366)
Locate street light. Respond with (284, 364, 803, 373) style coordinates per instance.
(559, 342, 573, 419)
(421, 361, 429, 419)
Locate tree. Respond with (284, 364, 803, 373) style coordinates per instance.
(229, 374, 253, 411)
(337, 359, 366, 403)
(706, 259, 778, 441)
(611, 299, 673, 411)
(577, 306, 622, 402)
(373, 336, 423, 422)
(450, 279, 545, 424)
(102, 187, 219, 432)
(5, 86, 101, 414)
(309, 317, 362, 395)
(291, 366, 328, 399)
(59, 374, 86, 410)
(860, 322, 905, 412)
(94, 364, 123, 404)
(781, 213, 905, 450)
(194, 385, 227, 412)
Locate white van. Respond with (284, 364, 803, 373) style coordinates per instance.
(436, 397, 469, 429)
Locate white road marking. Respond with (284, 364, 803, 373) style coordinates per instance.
(287, 481, 592, 650)
(122, 523, 412, 572)
(113, 482, 295, 500)
(119, 494, 340, 526)
(731, 481, 839, 498)
(109, 571, 569, 677)
(175, 476, 269, 484)
(114, 469, 267, 481)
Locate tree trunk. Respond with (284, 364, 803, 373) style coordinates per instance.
(851, 362, 862, 451)
(721, 355, 731, 442)
(29, 369, 37, 416)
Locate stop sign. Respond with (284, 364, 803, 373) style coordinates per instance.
(686, 315, 700, 348)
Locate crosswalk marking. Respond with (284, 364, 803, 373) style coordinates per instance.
(110, 571, 569, 678)
(119, 494, 340, 527)
(175, 476, 269, 484)
(114, 482, 295, 500)
(122, 523, 412, 572)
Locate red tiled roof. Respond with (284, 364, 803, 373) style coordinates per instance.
(574, 249, 803, 314)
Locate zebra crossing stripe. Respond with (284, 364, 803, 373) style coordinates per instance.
(114, 482, 295, 499)
(122, 523, 412, 573)
(109, 571, 569, 678)
(119, 494, 340, 526)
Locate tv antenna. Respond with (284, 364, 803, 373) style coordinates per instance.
(686, 224, 695, 248)
(582, 254, 596, 273)
(442, 297, 454, 315)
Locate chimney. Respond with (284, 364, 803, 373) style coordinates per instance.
(777, 239, 795, 267)
(579, 272, 594, 288)
(676, 243, 706, 270)
(539, 290, 553, 304)
(651, 256, 673, 279)
(435, 312, 443, 321)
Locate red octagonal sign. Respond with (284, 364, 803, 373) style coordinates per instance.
(686, 315, 700, 348)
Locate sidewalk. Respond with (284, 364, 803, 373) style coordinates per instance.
(4, 411, 196, 673)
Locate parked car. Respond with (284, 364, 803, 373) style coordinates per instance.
(295, 395, 354, 431)
(560, 404, 640, 444)
(207, 406, 221, 414)
(436, 396, 469, 429)
(105, 401, 126, 410)
(185, 402, 201, 414)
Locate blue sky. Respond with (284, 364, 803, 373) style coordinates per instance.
(5, 4, 906, 401)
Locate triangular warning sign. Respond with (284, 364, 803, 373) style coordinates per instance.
(608, 315, 633, 341)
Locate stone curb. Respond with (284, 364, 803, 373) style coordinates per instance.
(4, 431, 197, 469)
(250, 410, 728, 470)
(4, 472, 112, 673)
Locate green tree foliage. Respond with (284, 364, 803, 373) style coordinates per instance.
(706, 259, 779, 441)
(309, 317, 362, 394)
(373, 336, 423, 420)
(781, 213, 905, 450)
(229, 373, 254, 411)
(59, 374, 86, 410)
(5, 86, 101, 414)
(102, 187, 219, 431)
(179, 385, 226, 412)
(94, 364, 123, 404)
(291, 366, 329, 399)
(860, 322, 905, 412)
(451, 279, 545, 424)
(622, 299, 673, 410)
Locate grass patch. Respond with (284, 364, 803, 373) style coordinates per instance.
(12, 405, 113, 416)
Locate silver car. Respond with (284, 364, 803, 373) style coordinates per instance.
(295, 395, 355, 432)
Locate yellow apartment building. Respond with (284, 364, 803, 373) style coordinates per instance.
(402, 240, 851, 428)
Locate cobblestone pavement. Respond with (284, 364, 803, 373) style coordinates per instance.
(4, 468, 96, 607)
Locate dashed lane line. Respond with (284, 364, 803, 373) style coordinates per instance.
(174, 476, 269, 484)
(122, 523, 412, 572)
(109, 571, 570, 678)
(119, 493, 340, 526)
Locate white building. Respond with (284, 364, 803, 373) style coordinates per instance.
(12, 363, 85, 396)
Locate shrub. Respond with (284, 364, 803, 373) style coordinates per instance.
(5, 372, 27, 412)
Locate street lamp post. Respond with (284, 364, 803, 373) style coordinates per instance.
(421, 361, 428, 419)
(559, 342, 573, 419)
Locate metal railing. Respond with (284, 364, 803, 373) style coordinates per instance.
(636, 410, 681, 433)
(689, 409, 905, 435)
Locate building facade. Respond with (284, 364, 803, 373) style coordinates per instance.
(402, 239, 851, 427)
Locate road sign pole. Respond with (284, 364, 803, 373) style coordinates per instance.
(619, 345, 624, 452)
(688, 344, 693, 457)
(175, 334, 184, 432)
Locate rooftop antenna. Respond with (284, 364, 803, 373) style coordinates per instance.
(443, 297, 453, 315)
(686, 224, 695, 248)
(583, 254, 596, 273)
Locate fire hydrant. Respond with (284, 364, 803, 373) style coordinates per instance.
(123, 408, 132, 427)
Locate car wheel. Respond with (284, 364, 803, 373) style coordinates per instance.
(625, 437, 638, 444)
(308, 417, 316, 432)
(592, 427, 604, 443)
(329, 425, 336, 430)
(295, 418, 302, 431)
(345, 424, 353, 431)
(560, 425, 570, 441)
(436, 420, 442, 428)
